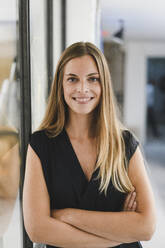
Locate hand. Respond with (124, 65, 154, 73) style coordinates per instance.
(123, 191, 137, 211)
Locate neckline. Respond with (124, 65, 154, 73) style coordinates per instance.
(63, 128, 99, 183)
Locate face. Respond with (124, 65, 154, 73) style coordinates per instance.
(62, 55, 101, 116)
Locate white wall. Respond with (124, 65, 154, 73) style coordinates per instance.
(0, 23, 16, 43)
(124, 41, 165, 143)
(66, 0, 101, 48)
(0, 1, 17, 22)
(30, 0, 47, 131)
(53, 0, 101, 74)
(0, 0, 17, 55)
(53, 0, 62, 72)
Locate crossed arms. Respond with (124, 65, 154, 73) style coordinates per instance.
(23, 145, 156, 248)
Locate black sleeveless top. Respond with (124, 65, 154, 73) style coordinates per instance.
(29, 128, 142, 248)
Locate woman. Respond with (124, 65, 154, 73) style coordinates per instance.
(23, 42, 156, 248)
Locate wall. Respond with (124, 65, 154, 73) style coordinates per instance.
(66, 0, 101, 47)
(30, 0, 47, 131)
(124, 41, 165, 143)
(53, 0, 62, 71)
(104, 41, 125, 117)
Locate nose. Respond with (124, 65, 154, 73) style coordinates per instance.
(77, 80, 89, 93)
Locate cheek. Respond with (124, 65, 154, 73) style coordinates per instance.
(64, 88, 71, 98)
(96, 85, 102, 98)
(63, 85, 73, 101)
(62, 85, 67, 101)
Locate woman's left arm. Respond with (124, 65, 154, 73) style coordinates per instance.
(52, 147, 156, 243)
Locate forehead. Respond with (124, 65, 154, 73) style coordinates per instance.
(64, 55, 99, 74)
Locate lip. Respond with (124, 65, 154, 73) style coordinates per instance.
(72, 97, 94, 104)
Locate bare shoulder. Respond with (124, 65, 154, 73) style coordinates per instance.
(128, 146, 156, 221)
(23, 144, 50, 212)
(23, 144, 50, 238)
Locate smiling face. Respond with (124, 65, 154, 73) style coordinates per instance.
(62, 55, 101, 116)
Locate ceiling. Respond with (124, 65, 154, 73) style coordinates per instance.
(101, 0, 165, 41)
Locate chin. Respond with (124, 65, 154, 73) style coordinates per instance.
(67, 101, 99, 116)
(69, 107, 95, 116)
(73, 110, 93, 115)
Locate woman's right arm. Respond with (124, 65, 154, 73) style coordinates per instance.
(23, 144, 121, 248)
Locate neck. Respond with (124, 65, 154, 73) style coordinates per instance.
(65, 112, 95, 140)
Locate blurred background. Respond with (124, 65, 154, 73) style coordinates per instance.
(0, 0, 164, 247)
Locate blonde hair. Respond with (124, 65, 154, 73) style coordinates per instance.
(38, 41, 134, 196)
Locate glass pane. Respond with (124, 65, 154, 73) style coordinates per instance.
(30, 0, 48, 132)
(29, 1, 61, 247)
(29, 1, 47, 247)
(0, 1, 22, 248)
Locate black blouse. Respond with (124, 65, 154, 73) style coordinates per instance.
(29, 128, 142, 248)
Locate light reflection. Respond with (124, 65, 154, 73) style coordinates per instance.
(0, 0, 21, 247)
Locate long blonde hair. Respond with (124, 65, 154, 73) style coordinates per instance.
(38, 42, 134, 196)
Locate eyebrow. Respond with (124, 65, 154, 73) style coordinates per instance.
(88, 72, 99, 76)
(65, 72, 99, 77)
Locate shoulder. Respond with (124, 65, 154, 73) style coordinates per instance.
(29, 128, 64, 147)
(122, 129, 139, 144)
(29, 129, 47, 142)
(122, 129, 140, 161)
(28, 129, 65, 162)
(28, 130, 49, 158)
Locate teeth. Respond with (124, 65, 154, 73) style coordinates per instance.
(73, 97, 93, 102)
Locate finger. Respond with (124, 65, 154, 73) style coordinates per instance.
(128, 191, 136, 209)
(125, 191, 136, 211)
(123, 192, 132, 210)
(131, 201, 137, 211)
(124, 191, 136, 210)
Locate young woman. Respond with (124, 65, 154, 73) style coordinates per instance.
(23, 42, 156, 248)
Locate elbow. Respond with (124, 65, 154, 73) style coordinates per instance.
(140, 217, 156, 241)
(142, 223, 156, 241)
(28, 230, 39, 243)
(24, 218, 45, 243)
(24, 222, 41, 243)
(142, 230, 154, 241)
(24, 216, 52, 244)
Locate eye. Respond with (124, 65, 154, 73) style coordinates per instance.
(88, 77, 100, 82)
(67, 77, 77, 82)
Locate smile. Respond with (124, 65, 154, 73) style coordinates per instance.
(72, 97, 94, 103)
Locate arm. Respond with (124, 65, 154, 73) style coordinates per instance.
(51, 147, 156, 243)
(23, 144, 122, 248)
